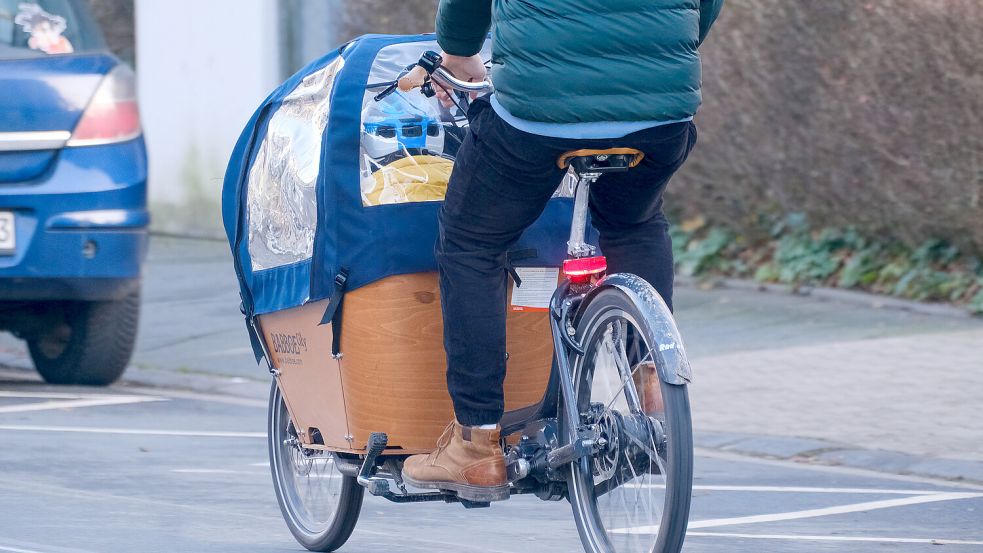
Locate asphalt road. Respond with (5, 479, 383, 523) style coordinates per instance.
(1, 370, 981, 553)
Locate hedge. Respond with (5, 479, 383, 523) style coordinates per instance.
(673, 0, 983, 252)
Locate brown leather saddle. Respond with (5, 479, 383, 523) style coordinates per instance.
(557, 147, 645, 174)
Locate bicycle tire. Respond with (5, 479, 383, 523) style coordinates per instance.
(269, 382, 363, 552)
(563, 287, 694, 553)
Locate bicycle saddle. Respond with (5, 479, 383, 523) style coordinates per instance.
(557, 148, 645, 174)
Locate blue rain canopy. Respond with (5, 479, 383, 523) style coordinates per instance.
(222, 34, 594, 319)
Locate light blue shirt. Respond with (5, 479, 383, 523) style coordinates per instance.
(489, 94, 692, 140)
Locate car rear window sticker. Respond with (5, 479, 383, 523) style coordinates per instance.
(14, 2, 73, 54)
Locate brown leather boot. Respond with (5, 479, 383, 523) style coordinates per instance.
(402, 421, 508, 502)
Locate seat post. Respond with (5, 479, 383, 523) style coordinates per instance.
(558, 149, 643, 259)
(568, 171, 600, 258)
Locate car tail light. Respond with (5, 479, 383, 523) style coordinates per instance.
(66, 65, 142, 147)
(563, 256, 607, 284)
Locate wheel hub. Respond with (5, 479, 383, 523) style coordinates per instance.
(588, 402, 668, 481)
(589, 405, 623, 482)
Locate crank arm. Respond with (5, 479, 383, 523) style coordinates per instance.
(546, 436, 595, 470)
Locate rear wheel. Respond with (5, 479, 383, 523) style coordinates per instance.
(566, 288, 693, 553)
(27, 290, 140, 386)
(269, 382, 363, 552)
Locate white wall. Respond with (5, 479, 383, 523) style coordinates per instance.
(135, 0, 280, 235)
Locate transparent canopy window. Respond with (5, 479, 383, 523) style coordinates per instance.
(247, 57, 344, 271)
(360, 40, 491, 207)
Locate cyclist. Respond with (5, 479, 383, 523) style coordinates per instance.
(403, 0, 725, 498)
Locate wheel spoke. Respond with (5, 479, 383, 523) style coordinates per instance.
(571, 302, 688, 553)
(611, 320, 644, 412)
(602, 343, 653, 414)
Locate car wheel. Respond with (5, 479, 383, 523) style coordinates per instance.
(28, 289, 140, 386)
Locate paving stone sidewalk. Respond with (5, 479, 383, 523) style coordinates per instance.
(690, 327, 983, 462)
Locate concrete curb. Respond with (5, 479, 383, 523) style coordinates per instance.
(696, 430, 983, 485)
(148, 230, 226, 243)
(0, 353, 269, 401)
(138, 234, 981, 320)
(677, 275, 974, 319)
(148, 234, 978, 319)
(117, 365, 270, 400)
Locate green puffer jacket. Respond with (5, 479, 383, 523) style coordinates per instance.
(436, 0, 724, 124)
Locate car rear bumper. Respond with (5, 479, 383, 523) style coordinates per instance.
(0, 138, 148, 302)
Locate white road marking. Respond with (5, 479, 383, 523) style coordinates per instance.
(614, 492, 983, 534)
(687, 532, 983, 546)
(0, 391, 98, 399)
(646, 484, 949, 495)
(0, 395, 165, 414)
(249, 462, 269, 467)
(0, 424, 263, 438)
(0, 537, 99, 553)
(171, 469, 265, 475)
(0, 546, 46, 553)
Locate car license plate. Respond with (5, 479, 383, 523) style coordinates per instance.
(0, 211, 15, 254)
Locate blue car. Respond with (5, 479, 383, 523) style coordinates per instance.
(0, 0, 147, 385)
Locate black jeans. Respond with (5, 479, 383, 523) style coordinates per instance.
(437, 97, 697, 426)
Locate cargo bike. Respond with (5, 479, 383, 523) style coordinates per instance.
(222, 35, 695, 553)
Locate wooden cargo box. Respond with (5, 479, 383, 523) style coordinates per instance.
(258, 272, 554, 454)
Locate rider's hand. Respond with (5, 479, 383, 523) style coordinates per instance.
(435, 53, 487, 108)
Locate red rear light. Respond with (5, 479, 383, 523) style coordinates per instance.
(563, 256, 607, 284)
(67, 65, 142, 147)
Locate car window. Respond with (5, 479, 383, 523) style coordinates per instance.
(0, 0, 105, 59)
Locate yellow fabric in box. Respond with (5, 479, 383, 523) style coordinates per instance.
(364, 154, 454, 206)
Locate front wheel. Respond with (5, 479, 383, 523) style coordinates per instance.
(565, 287, 694, 553)
(269, 382, 363, 551)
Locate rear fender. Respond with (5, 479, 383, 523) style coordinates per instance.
(581, 273, 692, 385)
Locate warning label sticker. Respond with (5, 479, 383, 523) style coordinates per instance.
(511, 267, 560, 312)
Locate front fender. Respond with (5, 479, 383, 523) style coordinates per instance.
(583, 273, 692, 385)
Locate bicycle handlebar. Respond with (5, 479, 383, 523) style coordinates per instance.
(432, 67, 494, 94)
(396, 52, 494, 95)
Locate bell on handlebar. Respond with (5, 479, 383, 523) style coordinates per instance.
(420, 81, 436, 99)
(419, 51, 443, 74)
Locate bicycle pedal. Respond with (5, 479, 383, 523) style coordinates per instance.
(357, 432, 391, 496)
(366, 432, 388, 456)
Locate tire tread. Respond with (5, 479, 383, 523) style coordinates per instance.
(29, 290, 140, 386)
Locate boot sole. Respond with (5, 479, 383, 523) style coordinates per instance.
(402, 474, 510, 502)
